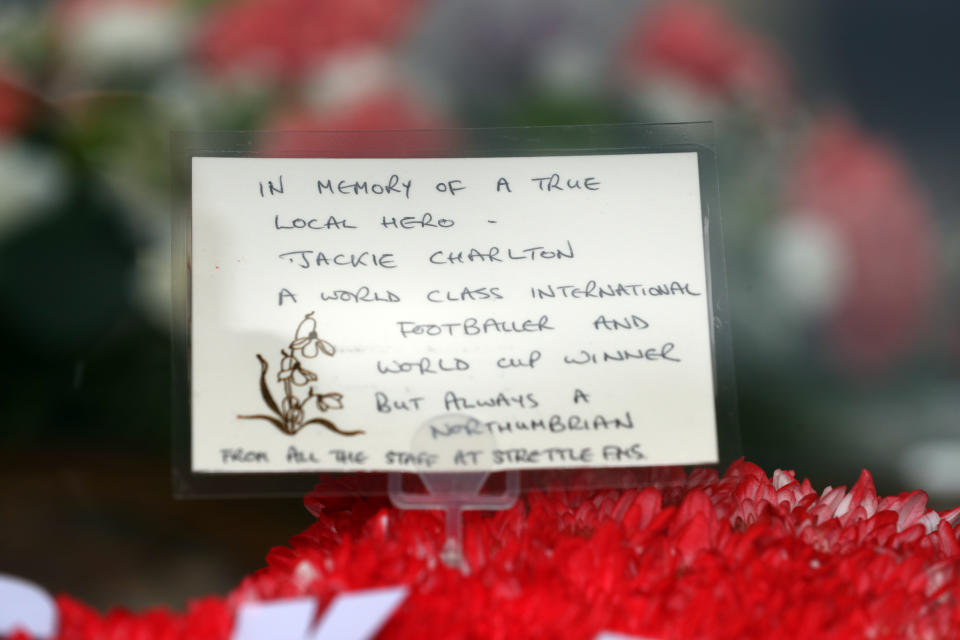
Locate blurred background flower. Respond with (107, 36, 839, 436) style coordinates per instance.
(196, 0, 423, 82)
(783, 116, 937, 373)
(620, 1, 790, 120)
(1, 0, 959, 615)
(54, 0, 189, 81)
(0, 69, 34, 137)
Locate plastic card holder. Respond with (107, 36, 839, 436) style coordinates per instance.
(387, 413, 519, 572)
(171, 123, 739, 532)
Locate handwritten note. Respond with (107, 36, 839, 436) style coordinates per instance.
(191, 153, 717, 472)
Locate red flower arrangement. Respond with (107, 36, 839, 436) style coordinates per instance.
(22, 460, 960, 639)
(785, 117, 938, 373)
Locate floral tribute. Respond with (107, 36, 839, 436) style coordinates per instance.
(16, 460, 960, 639)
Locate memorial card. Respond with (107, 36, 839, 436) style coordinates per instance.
(188, 149, 721, 474)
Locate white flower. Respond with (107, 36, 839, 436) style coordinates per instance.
(765, 214, 849, 321)
(290, 312, 335, 358)
(0, 143, 64, 238)
(63, 2, 188, 77)
(303, 48, 394, 111)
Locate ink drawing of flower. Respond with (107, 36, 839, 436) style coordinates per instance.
(238, 312, 362, 436)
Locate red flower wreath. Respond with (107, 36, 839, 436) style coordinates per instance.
(15, 460, 957, 639)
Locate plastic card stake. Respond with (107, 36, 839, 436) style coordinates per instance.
(190, 151, 719, 474)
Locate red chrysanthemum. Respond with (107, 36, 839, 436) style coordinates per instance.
(621, 1, 790, 114)
(30, 460, 960, 639)
(195, 0, 423, 82)
(786, 117, 938, 372)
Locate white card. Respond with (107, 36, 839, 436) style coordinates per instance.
(230, 588, 406, 640)
(309, 586, 407, 640)
(191, 153, 718, 473)
(0, 574, 57, 639)
(231, 598, 317, 640)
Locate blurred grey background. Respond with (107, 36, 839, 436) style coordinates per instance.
(1, 0, 958, 611)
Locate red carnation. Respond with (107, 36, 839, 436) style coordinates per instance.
(196, 0, 423, 82)
(786, 117, 937, 372)
(622, 1, 790, 114)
